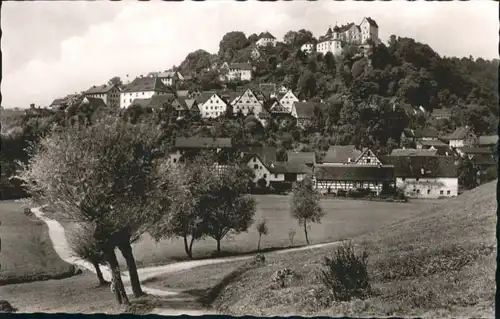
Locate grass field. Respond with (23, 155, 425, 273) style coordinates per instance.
(125, 195, 437, 267)
(0, 200, 77, 285)
(195, 181, 497, 317)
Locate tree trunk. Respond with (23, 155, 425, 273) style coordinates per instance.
(189, 235, 195, 258)
(92, 262, 108, 285)
(304, 220, 310, 245)
(118, 241, 144, 298)
(216, 238, 221, 254)
(183, 234, 193, 259)
(258, 234, 262, 251)
(103, 247, 129, 306)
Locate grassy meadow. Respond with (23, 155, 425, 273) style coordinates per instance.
(0, 200, 76, 285)
(191, 181, 496, 318)
(125, 195, 438, 267)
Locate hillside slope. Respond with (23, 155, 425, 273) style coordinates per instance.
(211, 180, 497, 318)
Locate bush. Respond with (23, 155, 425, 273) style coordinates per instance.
(319, 241, 371, 301)
(0, 300, 17, 313)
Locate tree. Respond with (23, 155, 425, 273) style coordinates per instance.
(19, 117, 177, 305)
(204, 166, 256, 254)
(457, 156, 478, 190)
(108, 76, 123, 87)
(255, 218, 268, 251)
(148, 153, 218, 259)
(68, 223, 108, 285)
(218, 31, 249, 56)
(290, 176, 324, 245)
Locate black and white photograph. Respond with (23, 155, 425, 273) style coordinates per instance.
(0, 0, 498, 317)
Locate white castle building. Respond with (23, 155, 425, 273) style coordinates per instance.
(317, 17, 380, 56)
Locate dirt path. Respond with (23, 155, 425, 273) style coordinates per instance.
(31, 206, 341, 316)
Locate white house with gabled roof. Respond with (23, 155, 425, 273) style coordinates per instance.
(278, 90, 299, 112)
(256, 31, 277, 47)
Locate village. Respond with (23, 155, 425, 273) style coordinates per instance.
(1, 5, 497, 317)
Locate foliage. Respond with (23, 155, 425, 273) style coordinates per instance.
(457, 157, 478, 190)
(255, 218, 269, 251)
(319, 241, 371, 301)
(290, 176, 324, 244)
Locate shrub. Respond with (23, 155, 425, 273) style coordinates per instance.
(0, 300, 17, 313)
(319, 241, 371, 301)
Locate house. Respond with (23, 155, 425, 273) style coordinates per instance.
(184, 99, 200, 115)
(380, 156, 458, 199)
(431, 108, 452, 120)
(147, 71, 183, 87)
(359, 17, 380, 45)
(301, 43, 314, 54)
(291, 102, 327, 128)
(444, 126, 478, 148)
(195, 91, 229, 118)
(415, 139, 448, 150)
(250, 46, 261, 60)
(256, 31, 277, 47)
(258, 83, 278, 101)
(477, 135, 498, 148)
(455, 147, 494, 159)
(120, 77, 175, 109)
(278, 85, 289, 94)
(168, 137, 234, 164)
(279, 90, 299, 112)
(400, 127, 440, 148)
(315, 165, 395, 195)
(231, 89, 263, 116)
(221, 63, 253, 82)
(177, 90, 190, 98)
(83, 84, 121, 108)
(390, 148, 439, 157)
(322, 145, 363, 165)
(287, 151, 316, 168)
(470, 155, 497, 172)
(354, 148, 383, 165)
(171, 98, 192, 118)
(240, 146, 277, 162)
(49, 98, 68, 110)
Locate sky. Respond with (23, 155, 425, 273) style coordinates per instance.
(1, 0, 498, 109)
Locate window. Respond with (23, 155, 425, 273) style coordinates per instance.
(416, 189, 420, 194)
(260, 166, 263, 169)
(173, 158, 177, 163)
(274, 174, 278, 178)
(447, 190, 450, 195)
(440, 190, 444, 195)
(427, 189, 431, 195)
(263, 174, 267, 178)
(366, 158, 371, 164)
(253, 164, 258, 169)
(253, 158, 256, 162)
(416, 178, 420, 182)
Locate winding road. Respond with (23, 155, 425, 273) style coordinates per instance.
(31, 206, 341, 316)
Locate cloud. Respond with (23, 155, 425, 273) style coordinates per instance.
(1, 0, 498, 108)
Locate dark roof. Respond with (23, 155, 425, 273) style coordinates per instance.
(287, 151, 316, 165)
(79, 96, 106, 109)
(364, 17, 378, 28)
(338, 22, 355, 32)
(431, 108, 452, 118)
(185, 99, 198, 111)
(195, 91, 218, 105)
(390, 148, 438, 157)
(50, 98, 67, 106)
(241, 146, 277, 165)
(478, 135, 498, 146)
(259, 83, 276, 93)
(270, 101, 289, 113)
(293, 102, 327, 119)
(130, 94, 176, 109)
(171, 98, 188, 111)
(315, 165, 395, 182)
(177, 90, 189, 97)
(174, 137, 233, 149)
(324, 145, 362, 164)
(470, 155, 497, 166)
(445, 126, 474, 140)
(148, 71, 177, 78)
(229, 63, 252, 70)
(84, 84, 117, 95)
(267, 162, 312, 175)
(326, 27, 333, 35)
(258, 31, 276, 40)
(379, 156, 458, 178)
(416, 139, 448, 147)
(122, 77, 171, 93)
(457, 147, 494, 155)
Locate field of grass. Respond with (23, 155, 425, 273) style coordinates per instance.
(199, 181, 497, 317)
(0, 200, 77, 285)
(125, 195, 437, 267)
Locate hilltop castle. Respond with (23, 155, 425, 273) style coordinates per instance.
(316, 17, 380, 56)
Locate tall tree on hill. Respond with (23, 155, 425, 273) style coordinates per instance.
(108, 76, 123, 87)
(290, 176, 324, 245)
(19, 116, 178, 305)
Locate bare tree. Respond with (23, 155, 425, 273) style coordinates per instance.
(19, 116, 178, 305)
(255, 218, 268, 251)
(290, 176, 324, 245)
